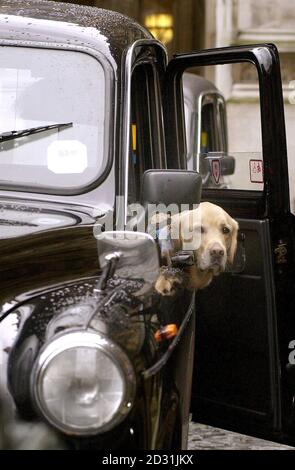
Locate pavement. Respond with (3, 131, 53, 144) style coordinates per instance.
(188, 422, 295, 450)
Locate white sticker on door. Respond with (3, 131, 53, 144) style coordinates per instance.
(249, 159, 263, 183)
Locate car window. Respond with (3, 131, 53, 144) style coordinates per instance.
(128, 63, 164, 204)
(183, 64, 263, 191)
(201, 101, 217, 153)
(0, 46, 111, 194)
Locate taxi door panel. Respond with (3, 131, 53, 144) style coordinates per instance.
(192, 219, 281, 436)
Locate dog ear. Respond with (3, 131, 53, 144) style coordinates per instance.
(228, 218, 239, 264)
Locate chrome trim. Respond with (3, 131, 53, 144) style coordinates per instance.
(196, 90, 223, 162)
(122, 39, 168, 226)
(32, 330, 136, 436)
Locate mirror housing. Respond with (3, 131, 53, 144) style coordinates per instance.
(96, 231, 160, 285)
(141, 169, 202, 208)
(200, 151, 235, 176)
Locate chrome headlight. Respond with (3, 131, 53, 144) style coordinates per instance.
(32, 331, 136, 435)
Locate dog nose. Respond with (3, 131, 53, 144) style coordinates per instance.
(210, 244, 225, 258)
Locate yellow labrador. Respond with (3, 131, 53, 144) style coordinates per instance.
(155, 202, 238, 294)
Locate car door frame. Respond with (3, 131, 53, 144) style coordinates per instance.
(162, 43, 295, 443)
(121, 40, 198, 448)
(163, 43, 289, 218)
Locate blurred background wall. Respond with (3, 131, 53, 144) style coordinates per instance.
(56, 0, 295, 207)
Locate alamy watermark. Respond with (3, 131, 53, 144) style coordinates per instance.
(92, 196, 202, 251)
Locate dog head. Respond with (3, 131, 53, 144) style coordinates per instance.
(179, 202, 239, 276)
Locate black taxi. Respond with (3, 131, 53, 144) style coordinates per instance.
(0, 0, 294, 449)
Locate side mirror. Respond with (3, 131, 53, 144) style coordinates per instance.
(141, 169, 202, 208)
(96, 231, 159, 285)
(200, 151, 235, 176)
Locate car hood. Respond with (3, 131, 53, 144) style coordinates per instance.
(0, 200, 101, 315)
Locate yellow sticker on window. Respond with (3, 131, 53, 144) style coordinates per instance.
(132, 124, 137, 151)
(201, 131, 208, 147)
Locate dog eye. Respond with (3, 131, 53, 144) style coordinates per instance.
(222, 226, 230, 234)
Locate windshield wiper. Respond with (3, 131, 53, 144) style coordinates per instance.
(0, 122, 73, 143)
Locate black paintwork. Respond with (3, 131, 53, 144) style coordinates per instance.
(0, 202, 194, 448)
(0, 0, 152, 63)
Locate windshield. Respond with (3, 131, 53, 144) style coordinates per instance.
(0, 46, 109, 193)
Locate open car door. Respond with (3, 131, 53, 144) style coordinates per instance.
(163, 44, 295, 445)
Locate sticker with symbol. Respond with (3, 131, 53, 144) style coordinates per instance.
(211, 159, 221, 184)
(249, 159, 263, 183)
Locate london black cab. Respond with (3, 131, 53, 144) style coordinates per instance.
(0, 0, 294, 449)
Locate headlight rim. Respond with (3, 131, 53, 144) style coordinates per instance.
(31, 329, 136, 436)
